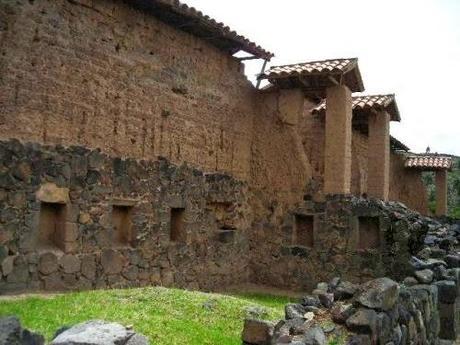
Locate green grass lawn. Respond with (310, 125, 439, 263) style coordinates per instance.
(0, 287, 293, 345)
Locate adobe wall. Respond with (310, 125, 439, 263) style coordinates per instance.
(301, 103, 325, 200)
(351, 131, 368, 197)
(250, 90, 314, 211)
(390, 152, 429, 215)
(0, 140, 251, 293)
(301, 108, 368, 200)
(0, 0, 256, 180)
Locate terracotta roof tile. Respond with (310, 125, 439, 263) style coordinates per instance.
(132, 0, 273, 59)
(258, 58, 364, 95)
(312, 94, 401, 121)
(405, 155, 453, 171)
(262, 58, 357, 79)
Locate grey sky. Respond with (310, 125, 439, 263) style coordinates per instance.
(186, 0, 460, 156)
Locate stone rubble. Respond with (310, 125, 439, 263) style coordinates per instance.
(242, 217, 460, 345)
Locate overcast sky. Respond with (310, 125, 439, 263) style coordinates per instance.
(186, 0, 460, 156)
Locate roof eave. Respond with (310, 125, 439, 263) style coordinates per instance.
(129, 0, 274, 60)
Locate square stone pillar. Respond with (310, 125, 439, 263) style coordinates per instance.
(435, 170, 448, 216)
(367, 111, 390, 200)
(324, 85, 352, 195)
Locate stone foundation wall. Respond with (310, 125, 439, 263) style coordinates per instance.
(249, 196, 430, 292)
(243, 220, 460, 345)
(0, 140, 251, 293)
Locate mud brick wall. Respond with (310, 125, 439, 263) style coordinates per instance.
(0, 0, 256, 180)
(301, 109, 369, 201)
(0, 140, 251, 293)
(301, 103, 326, 201)
(390, 152, 429, 215)
(351, 131, 368, 197)
(249, 196, 428, 292)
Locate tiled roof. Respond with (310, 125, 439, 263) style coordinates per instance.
(405, 155, 453, 171)
(258, 58, 364, 95)
(131, 0, 273, 60)
(262, 58, 357, 79)
(312, 94, 401, 121)
(390, 136, 410, 152)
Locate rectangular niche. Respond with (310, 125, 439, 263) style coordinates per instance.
(358, 216, 380, 249)
(294, 214, 314, 248)
(170, 208, 186, 243)
(38, 202, 67, 251)
(112, 205, 134, 247)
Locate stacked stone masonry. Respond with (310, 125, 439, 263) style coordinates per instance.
(0, 137, 438, 294)
(243, 217, 460, 344)
(0, 140, 250, 292)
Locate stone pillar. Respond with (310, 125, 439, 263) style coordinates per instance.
(324, 85, 352, 195)
(367, 111, 390, 200)
(435, 170, 448, 216)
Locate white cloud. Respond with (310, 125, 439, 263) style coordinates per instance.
(185, 0, 460, 155)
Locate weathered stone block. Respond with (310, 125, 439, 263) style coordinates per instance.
(101, 250, 124, 275)
(346, 308, 378, 334)
(38, 253, 59, 275)
(357, 278, 399, 311)
(242, 319, 274, 345)
(36, 183, 69, 204)
(59, 255, 81, 274)
(1, 255, 15, 276)
(6, 264, 29, 284)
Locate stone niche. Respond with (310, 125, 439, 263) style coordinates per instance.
(357, 216, 381, 250)
(36, 183, 75, 253)
(111, 199, 136, 248)
(170, 207, 186, 243)
(294, 214, 315, 248)
(38, 202, 67, 251)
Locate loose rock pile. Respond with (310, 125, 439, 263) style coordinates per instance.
(0, 318, 149, 345)
(242, 217, 460, 345)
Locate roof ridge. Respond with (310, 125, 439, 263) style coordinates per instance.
(355, 93, 395, 98)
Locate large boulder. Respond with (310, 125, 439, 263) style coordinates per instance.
(51, 320, 148, 345)
(0, 316, 44, 345)
(357, 278, 399, 311)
